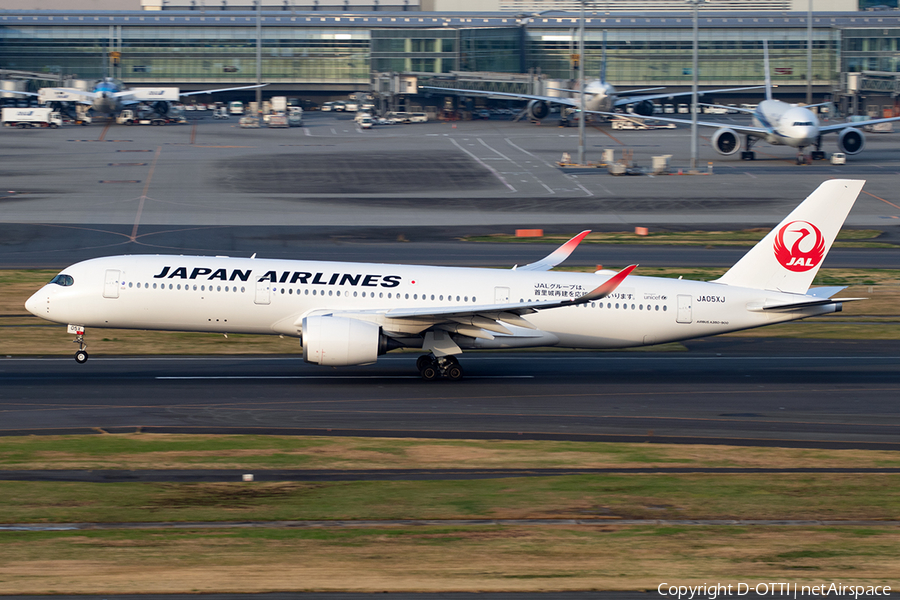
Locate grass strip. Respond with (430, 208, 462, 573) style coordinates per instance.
(3, 434, 900, 471)
(0, 525, 897, 593)
(1, 473, 899, 524)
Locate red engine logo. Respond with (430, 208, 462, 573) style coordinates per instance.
(773, 220, 825, 272)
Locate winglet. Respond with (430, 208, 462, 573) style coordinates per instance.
(518, 230, 591, 272)
(570, 264, 637, 303)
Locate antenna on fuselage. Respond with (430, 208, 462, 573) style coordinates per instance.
(763, 40, 773, 101)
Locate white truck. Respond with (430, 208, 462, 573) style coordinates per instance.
(271, 96, 288, 113)
(2, 107, 62, 128)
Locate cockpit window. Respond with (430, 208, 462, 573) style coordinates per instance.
(49, 274, 74, 286)
(792, 121, 814, 126)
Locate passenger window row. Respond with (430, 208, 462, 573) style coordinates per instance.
(128, 282, 246, 293)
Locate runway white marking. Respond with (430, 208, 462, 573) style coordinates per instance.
(303, 128, 311, 136)
(156, 375, 535, 380)
(449, 138, 516, 192)
(478, 138, 557, 195)
(8, 356, 900, 363)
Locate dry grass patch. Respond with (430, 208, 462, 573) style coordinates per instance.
(3, 434, 900, 471)
(0, 526, 897, 593)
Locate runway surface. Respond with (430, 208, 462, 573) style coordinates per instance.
(2, 339, 898, 450)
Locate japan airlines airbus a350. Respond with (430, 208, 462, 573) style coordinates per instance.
(26, 180, 864, 381)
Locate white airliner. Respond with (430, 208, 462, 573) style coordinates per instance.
(26, 180, 864, 381)
(423, 78, 760, 122)
(598, 42, 900, 163)
(422, 43, 760, 121)
(34, 77, 267, 116)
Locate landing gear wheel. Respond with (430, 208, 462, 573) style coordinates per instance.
(74, 350, 89, 364)
(416, 354, 435, 372)
(741, 151, 755, 161)
(811, 150, 826, 161)
(446, 364, 464, 381)
(421, 365, 439, 381)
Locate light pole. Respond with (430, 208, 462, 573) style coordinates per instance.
(256, 0, 262, 121)
(687, 0, 703, 172)
(806, 0, 813, 105)
(577, 0, 586, 166)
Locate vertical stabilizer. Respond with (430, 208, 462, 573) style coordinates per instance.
(763, 40, 773, 101)
(713, 180, 864, 294)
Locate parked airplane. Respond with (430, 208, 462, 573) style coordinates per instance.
(26, 180, 864, 381)
(422, 35, 761, 121)
(35, 77, 267, 116)
(596, 42, 900, 163)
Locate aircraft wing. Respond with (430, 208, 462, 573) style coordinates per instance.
(819, 115, 900, 133)
(588, 109, 771, 135)
(180, 83, 269, 97)
(699, 102, 756, 115)
(614, 85, 765, 107)
(330, 265, 637, 339)
(550, 86, 665, 95)
(1, 90, 38, 97)
(420, 86, 578, 108)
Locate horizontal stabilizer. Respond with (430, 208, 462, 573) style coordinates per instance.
(747, 297, 866, 312)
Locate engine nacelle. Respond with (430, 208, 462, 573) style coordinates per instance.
(153, 101, 170, 116)
(302, 315, 387, 366)
(631, 100, 655, 117)
(712, 128, 741, 156)
(837, 127, 865, 155)
(527, 99, 551, 120)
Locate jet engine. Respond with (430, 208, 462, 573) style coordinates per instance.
(712, 128, 741, 155)
(527, 99, 551, 120)
(301, 315, 390, 366)
(152, 101, 170, 116)
(631, 100, 655, 117)
(837, 128, 865, 155)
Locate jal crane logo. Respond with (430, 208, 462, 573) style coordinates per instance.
(773, 220, 825, 272)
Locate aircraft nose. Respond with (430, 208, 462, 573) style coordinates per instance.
(25, 290, 46, 317)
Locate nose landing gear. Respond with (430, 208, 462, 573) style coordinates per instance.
(417, 353, 463, 381)
(69, 325, 88, 364)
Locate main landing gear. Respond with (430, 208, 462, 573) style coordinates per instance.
(740, 137, 757, 161)
(416, 353, 463, 382)
(72, 327, 88, 364)
(810, 136, 826, 162)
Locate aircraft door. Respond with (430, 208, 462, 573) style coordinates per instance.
(494, 286, 510, 304)
(676, 294, 692, 324)
(254, 279, 271, 305)
(103, 269, 120, 299)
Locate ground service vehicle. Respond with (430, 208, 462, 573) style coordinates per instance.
(2, 107, 62, 128)
(268, 114, 289, 128)
(229, 101, 244, 115)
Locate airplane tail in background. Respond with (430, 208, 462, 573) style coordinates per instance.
(714, 180, 865, 294)
(763, 40, 773, 101)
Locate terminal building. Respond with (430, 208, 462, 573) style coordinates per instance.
(0, 6, 898, 115)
